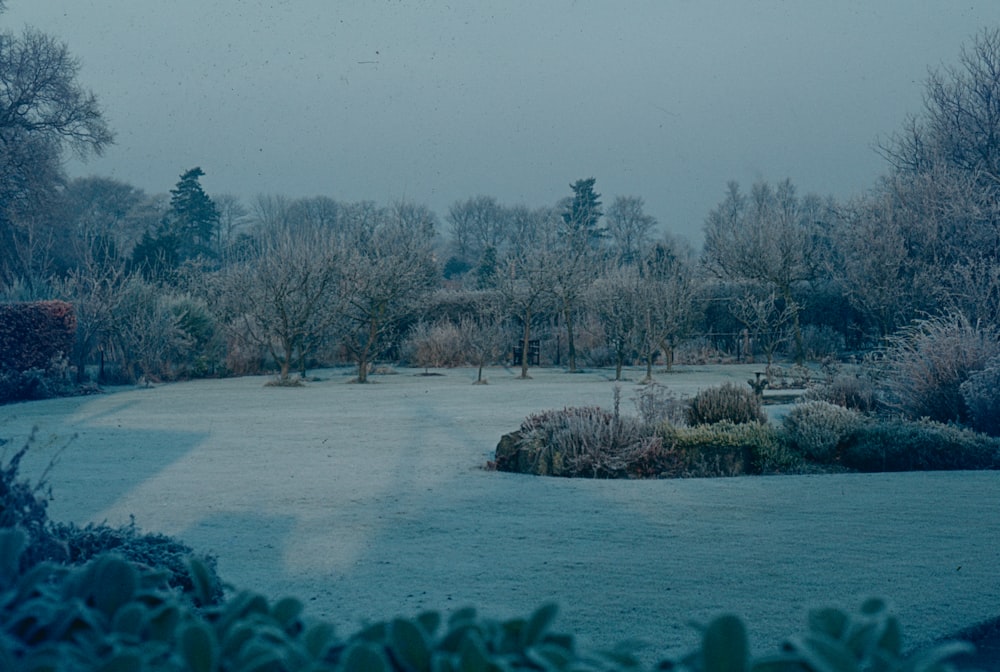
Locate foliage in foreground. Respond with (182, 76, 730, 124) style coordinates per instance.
(0, 529, 976, 672)
(0, 432, 222, 600)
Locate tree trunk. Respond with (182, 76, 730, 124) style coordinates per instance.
(355, 316, 380, 383)
(356, 354, 369, 383)
(615, 353, 623, 381)
(645, 351, 653, 381)
(520, 310, 532, 379)
(783, 285, 805, 364)
(280, 341, 293, 381)
(564, 302, 577, 372)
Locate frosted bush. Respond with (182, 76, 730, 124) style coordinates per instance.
(783, 400, 865, 463)
(961, 357, 1000, 436)
(686, 383, 766, 426)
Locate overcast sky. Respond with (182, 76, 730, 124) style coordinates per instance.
(5, 2, 1000, 243)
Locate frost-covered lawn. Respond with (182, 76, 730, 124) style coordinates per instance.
(2, 364, 998, 662)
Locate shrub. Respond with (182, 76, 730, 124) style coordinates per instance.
(0, 301, 78, 403)
(804, 372, 879, 414)
(495, 406, 662, 478)
(0, 354, 77, 404)
(401, 320, 467, 369)
(164, 293, 224, 378)
(961, 356, 1000, 436)
(657, 421, 798, 476)
(1, 433, 221, 601)
(632, 383, 687, 427)
(878, 312, 1000, 424)
(799, 323, 846, 360)
(782, 401, 866, 463)
(686, 382, 766, 426)
(840, 418, 1000, 472)
(0, 300, 76, 373)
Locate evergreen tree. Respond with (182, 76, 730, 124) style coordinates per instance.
(561, 177, 605, 246)
(168, 167, 220, 260)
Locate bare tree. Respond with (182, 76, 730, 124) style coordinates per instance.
(703, 179, 819, 362)
(732, 285, 798, 373)
(446, 195, 509, 265)
(220, 220, 343, 382)
(338, 201, 438, 382)
(833, 189, 935, 339)
(459, 301, 511, 384)
(495, 243, 556, 379)
(214, 193, 251, 252)
(870, 29, 1000, 330)
(880, 28, 1000, 195)
(588, 267, 641, 381)
(0, 25, 113, 285)
(606, 195, 657, 266)
(636, 238, 699, 379)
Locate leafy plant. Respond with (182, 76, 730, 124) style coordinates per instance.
(669, 598, 972, 672)
(686, 383, 767, 426)
(4, 531, 973, 671)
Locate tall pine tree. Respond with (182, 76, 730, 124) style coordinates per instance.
(561, 177, 604, 246)
(168, 167, 220, 260)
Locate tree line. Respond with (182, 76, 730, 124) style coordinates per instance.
(3, 9, 1000, 385)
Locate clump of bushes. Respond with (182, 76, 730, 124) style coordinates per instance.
(497, 385, 1000, 479)
(839, 419, 1000, 472)
(495, 397, 793, 479)
(401, 320, 467, 370)
(686, 383, 766, 426)
(878, 312, 1000, 425)
(782, 401, 866, 463)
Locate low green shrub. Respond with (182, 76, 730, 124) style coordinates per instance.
(657, 421, 798, 477)
(840, 418, 1000, 472)
(686, 383, 766, 426)
(782, 401, 867, 464)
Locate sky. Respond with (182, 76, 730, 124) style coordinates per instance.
(5, 1, 1000, 244)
